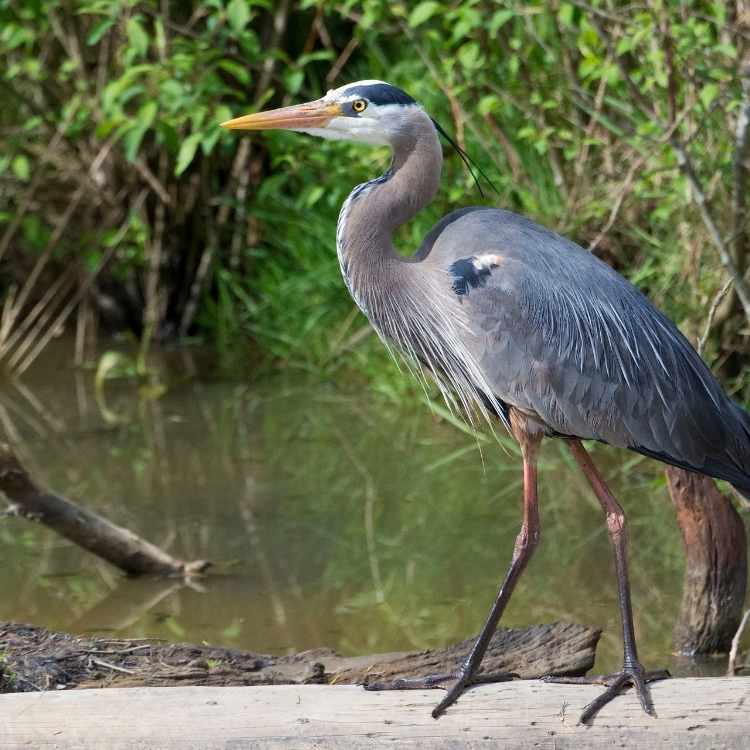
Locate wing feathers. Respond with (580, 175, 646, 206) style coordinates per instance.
(428, 208, 750, 489)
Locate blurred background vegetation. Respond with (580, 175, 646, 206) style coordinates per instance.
(1, 0, 750, 669)
(0, 0, 748, 400)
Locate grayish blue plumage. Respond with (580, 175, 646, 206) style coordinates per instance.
(221, 80, 748, 725)
(430, 206, 750, 496)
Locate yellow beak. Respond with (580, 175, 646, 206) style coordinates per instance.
(220, 100, 343, 131)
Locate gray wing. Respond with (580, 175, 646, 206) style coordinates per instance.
(425, 208, 750, 492)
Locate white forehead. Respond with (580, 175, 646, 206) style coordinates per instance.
(324, 79, 389, 102)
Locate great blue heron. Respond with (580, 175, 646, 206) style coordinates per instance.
(221, 80, 750, 723)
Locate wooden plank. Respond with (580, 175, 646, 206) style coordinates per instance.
(1, 678, 749, 749)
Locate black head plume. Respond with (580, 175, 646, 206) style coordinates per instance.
(431, 118, 498, 199)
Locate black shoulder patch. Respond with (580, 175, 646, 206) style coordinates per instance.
(345, 83, 416, 107)
(449, 256, 499, 296)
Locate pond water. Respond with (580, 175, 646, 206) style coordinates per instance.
(0, 340, 745, 677)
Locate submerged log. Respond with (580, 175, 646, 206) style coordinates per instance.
(0, 621, 599, 692)
(666, 467, 747, 654)
(0, 444, 209, 577)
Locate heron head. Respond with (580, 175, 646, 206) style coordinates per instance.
(220, 80, 423, 146)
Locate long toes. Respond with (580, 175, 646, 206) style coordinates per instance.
(432, 677, 469, 719)
(630, 670, 654, 716)
(542, 674, 607, 685)
(363, 672, 453, 691)
(363, 677, 401, 691)
(645, 669, 670, 683)
(578, 673, 630, 725)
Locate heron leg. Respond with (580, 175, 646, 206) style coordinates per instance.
(543, 439, 669, 724)
(364, 414, 543, 719)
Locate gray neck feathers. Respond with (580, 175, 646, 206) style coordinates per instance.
(335, 110, 442, 316)
(335, 110, 505, 427)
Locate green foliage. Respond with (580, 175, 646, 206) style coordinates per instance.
(0, 1, 747, 396)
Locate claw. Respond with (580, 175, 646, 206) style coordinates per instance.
(363, 669, 516, 718)
(551, 665, 670, 725)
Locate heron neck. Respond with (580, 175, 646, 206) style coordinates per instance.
(336, 114, 443, 317)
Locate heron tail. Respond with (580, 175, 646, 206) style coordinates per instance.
(729, 402, 750, 501)
(630, 399, 750, 500)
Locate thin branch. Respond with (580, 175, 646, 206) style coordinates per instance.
(587, 152, 647, 253)
(327, 36, 359, 85)
(728, 608, 750, 675)
(134, 157, 172, 205)
(1, 270, 79, 370)
(9, 191, 148, 376)
(729, 54, 750, 287)
(90, 658, 136, 676)
(5, 184, 86, 327)
(671, 139, 750, 319)
(697, 277, 734, 356)
(0, 108, 75, 264)
(587, 13, 662, 123)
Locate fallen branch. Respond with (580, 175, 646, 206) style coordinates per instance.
(0, 620, 599, 692)
(0, 444, 209, 577)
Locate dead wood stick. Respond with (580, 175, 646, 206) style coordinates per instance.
(0, 444, 209, 577)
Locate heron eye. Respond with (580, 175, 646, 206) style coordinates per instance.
(352, 99, 367, 113)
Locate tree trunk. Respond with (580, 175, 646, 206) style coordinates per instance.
(666, 467, 747, 654)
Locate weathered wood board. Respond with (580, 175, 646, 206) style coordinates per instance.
(1, 678, 749, 749)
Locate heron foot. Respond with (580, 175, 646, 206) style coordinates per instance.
(363, 668, 517, 718)
(543, 664, 670, 724)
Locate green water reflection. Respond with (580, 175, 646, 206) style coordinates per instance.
(0, 342, 744, 676)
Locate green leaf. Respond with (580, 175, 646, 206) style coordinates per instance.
(87, 17, 115, 46)
(489, 9, 514, 35)
(214, 105, 233, 126)
(201, 127, 222, 155)
(11, 155, 30, 182)
(123, 101, 157, 162)
(457, 42, 481, 70)
(284, 69, 304, 95)
(408, 1, 439, 28)
(95, 351, 137, 388)
(558, 3, 575, 27)
(700, 83, 720, 109)
(217, 59, 251, 86)
(304, 185, 325, 207)
(478, 95, 500, 116)
(451, 8, 482, 41)
(227, 0, 251, 34)
(175, 132, 202, 176)
(154, 17, 167, 58)
(126, 17, 149, 58)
